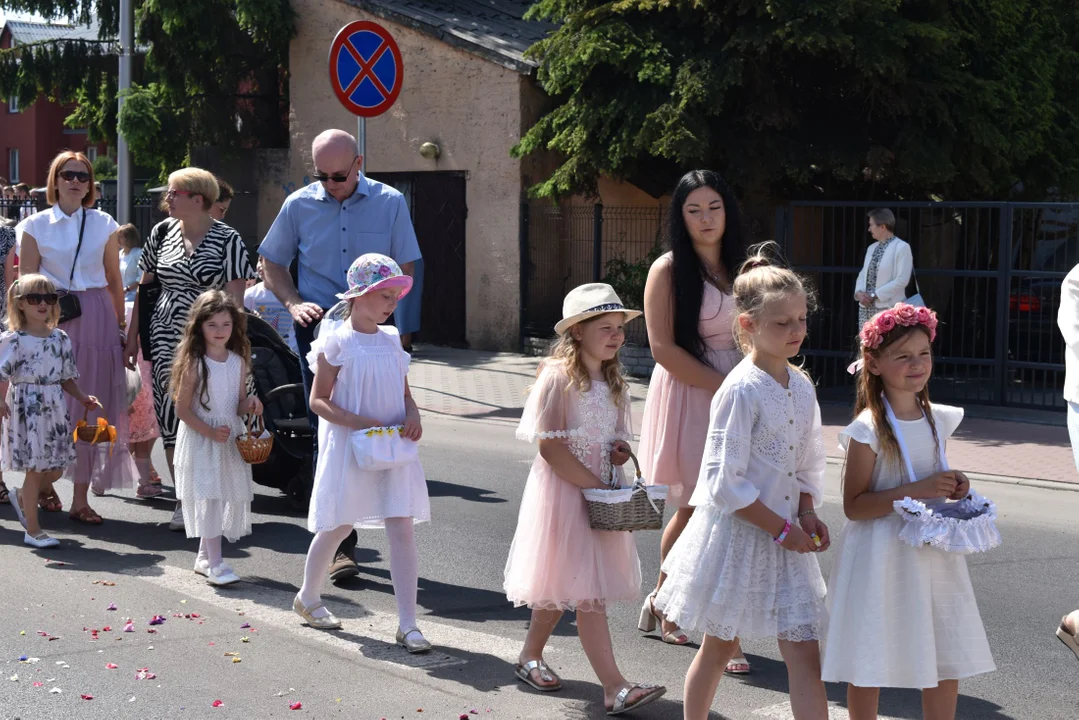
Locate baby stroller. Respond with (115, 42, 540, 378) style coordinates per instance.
(246, 312, 315, 508)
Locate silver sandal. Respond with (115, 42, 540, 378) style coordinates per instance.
(606, 683, 666, 715)
(395, 627, 432, 654)
(514, 659, 562, 692)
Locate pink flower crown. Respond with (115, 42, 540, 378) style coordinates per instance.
(859, 303, 938, 350)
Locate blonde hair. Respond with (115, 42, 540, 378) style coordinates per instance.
(854, 323, 940, 470)
(731, 242, 816, 354)
(163, 168, 219, 212)
(170, 290, 250, 411)
(46, 151, 96, 208)
(538, 314, 628, 408)
(7, 273, 61, 330)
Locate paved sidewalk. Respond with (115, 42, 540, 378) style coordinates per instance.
(408, 346, 1078, 485)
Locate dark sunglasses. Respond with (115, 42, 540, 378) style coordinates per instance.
(312, 157, 358, 184)
(58, 170, 91, 183)
(21, 293, 59, 306)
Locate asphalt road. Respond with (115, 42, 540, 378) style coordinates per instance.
(0, 415, 1076, 719)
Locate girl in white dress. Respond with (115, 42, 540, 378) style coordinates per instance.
(293, 253, 432, 653)
(655, 245, 831, 720)
(822, 303, 995, 720)
(172, 290, 263, 586)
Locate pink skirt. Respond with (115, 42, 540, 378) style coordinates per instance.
(503, 457, 642, 612)
(63, 288, 138, 490)
(638, 348, 741, 507)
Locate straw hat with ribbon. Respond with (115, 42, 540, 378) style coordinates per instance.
(554, 283, 642, 335)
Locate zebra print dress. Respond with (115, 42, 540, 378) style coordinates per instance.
(140, 218, 255, 447)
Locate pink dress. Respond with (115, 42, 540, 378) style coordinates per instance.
(504, 361, 643, 612)
(639, 279, 741, 507)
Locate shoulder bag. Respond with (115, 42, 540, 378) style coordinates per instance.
(57, 208, 88, 323)
(137, 219, 173, 360)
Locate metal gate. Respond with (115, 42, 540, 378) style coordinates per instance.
(777, 201, 1079, 410)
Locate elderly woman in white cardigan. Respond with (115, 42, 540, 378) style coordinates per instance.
(854, 208, 913, 329)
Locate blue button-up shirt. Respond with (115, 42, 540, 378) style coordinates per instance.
(258, 175, 422, 309)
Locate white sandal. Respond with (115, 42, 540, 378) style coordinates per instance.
(637, 591, 689, 645)
(1057, 613, 1079, 661)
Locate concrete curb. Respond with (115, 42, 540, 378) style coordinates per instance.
(824, 456, 1079, 493)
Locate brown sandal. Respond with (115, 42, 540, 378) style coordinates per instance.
(38, 488, 63, 513)
(69, 506, 104, 525)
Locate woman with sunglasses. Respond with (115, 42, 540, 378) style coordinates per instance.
(13, 151, 137, 525)
(124, 167, 254, 532)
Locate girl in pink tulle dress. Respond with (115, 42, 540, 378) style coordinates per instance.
(504, 283, 666, 716)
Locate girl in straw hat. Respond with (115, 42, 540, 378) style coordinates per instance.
(504, 282, 667, 715)
(292, 253, 433, 654)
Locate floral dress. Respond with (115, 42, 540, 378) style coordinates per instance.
(0, 329, 79, 472)
(0, 225, 15, 330)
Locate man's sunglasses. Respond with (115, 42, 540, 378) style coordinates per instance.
(312, 157, 358, 184)
(58, 170, 91, 183)
(20, 293, 59, 306)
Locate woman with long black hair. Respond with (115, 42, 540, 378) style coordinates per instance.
(636, 170, 751, 673)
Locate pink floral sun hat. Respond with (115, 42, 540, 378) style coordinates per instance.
(336, 253, 414, 301)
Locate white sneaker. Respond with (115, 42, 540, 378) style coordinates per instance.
(206, 563, 240, 586)
(168, 503, 185, 532)
(24, 531, 59, 548)
(193, 558, 210, 577)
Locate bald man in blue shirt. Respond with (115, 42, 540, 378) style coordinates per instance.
(260, 129, 421, 582)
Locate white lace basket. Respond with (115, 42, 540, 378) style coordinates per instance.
(349, 426, 419, 471)
(892, 490, 1002, 555)
(581, 451, 668, 532)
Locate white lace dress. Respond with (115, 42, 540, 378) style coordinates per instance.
(821, 406, 996, 687)
(173, 352, 253, 542)
(655, 358, 828, 641)
(306, 322, 429, 532)
(503, 361, 642, 612)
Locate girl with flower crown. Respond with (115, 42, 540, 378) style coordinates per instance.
(821, 303, 995, 720)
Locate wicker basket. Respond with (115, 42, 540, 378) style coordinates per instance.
(582, 451, 668, 532)
(235, 415, 273, 465)
(73, 407, 116, 445)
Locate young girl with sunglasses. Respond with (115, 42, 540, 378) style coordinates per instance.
(1, 274, 100, 547)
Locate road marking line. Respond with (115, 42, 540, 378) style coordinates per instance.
(133, 564, 556, 672)
(753, 702, 903, 719)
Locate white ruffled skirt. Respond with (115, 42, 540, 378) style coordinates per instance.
(654, 506, 826, 641)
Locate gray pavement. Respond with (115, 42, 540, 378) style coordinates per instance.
(0, 415, 1076, 719)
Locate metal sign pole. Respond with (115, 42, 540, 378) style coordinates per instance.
(358, 116, 366, 175)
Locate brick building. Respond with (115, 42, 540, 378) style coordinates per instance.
(0, 19, 109, 187)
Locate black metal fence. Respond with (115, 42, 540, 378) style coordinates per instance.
(777, 202, 1076, 410)
(1, 196, 164, 240)
(520, 202, 665, 347)
(521, 199, 1075, 411)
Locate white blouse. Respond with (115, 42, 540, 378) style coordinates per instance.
(15, 205, 119, 291)
(689, 357, 826, 520)
(1058, 263, 1079, 404)
(855, 237, 914, 310)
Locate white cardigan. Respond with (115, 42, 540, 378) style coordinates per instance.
(1058, 263, 1079, 404)
(855, 238, 914, 310)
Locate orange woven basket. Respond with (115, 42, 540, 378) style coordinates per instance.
(73, 408, 117, 451)
(235, 415, 273, 465)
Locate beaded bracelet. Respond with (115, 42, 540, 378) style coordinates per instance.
(774, 519, 792, 545)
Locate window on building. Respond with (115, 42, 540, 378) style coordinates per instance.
(86, 146, 98, 162)
(7, 95, 17, 113)
(9, 149, 19, 183)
